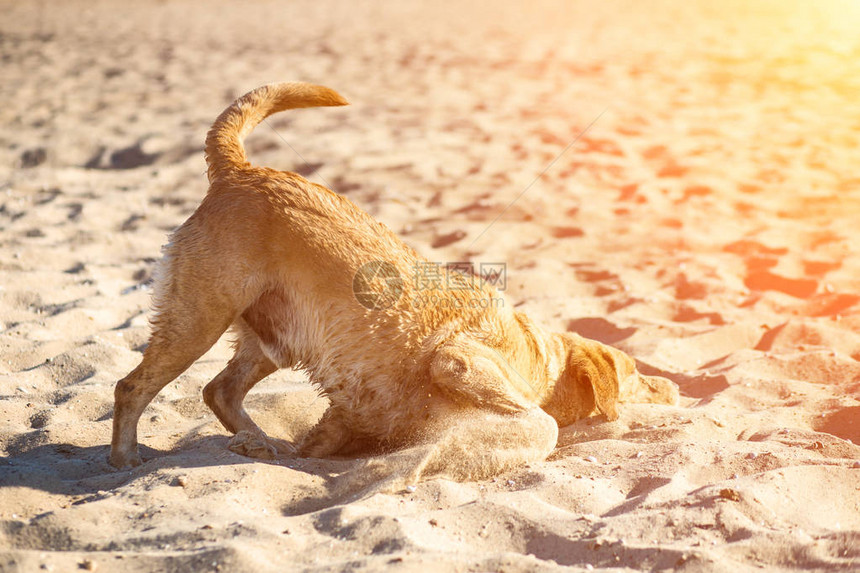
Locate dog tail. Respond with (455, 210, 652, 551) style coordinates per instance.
(204, 82, 348, 183)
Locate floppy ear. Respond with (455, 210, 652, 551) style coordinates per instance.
(576, 345, 619, 422)
(543, 334, 622, 424)
(564, 335, 634, 422)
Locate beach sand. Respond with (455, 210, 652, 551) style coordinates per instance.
(1, 0, 859, 570)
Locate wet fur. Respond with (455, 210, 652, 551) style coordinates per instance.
(109, 82, 679, 481)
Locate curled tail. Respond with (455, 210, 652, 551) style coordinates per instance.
(204, 82, 348, 183)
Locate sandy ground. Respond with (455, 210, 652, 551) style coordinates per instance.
(1, 0, 860, 571)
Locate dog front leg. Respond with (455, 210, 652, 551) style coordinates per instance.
(298, 405, 353, 458)
(352, 407, 559, 488)
(202, 331, 296, 460)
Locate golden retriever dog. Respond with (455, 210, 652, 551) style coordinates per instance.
(109, 82, 679, 482)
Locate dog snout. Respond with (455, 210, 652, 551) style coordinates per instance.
(640, 374, 680, 406)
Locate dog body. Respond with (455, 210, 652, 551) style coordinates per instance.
(109, 83, 678, 480)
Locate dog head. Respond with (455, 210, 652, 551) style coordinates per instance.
(621, 370, 680, 408)
(540, 332, 679, 426)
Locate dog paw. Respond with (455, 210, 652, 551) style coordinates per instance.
(298, 441, 333, 458)
(267, 435, 298, 456)
(109, 448, 142, 469)
(228, 430, 295, 460)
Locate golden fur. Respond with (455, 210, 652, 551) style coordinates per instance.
(109, 82, 679, 481)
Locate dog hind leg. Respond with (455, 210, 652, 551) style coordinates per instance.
(110, 293, 236, 469)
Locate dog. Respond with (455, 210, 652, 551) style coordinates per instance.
(109, 82, 679, 482)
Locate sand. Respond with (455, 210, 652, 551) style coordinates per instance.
(1, 0, 859, 570)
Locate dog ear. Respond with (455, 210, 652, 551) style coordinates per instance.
(584, 348, 621, 421)
(565, 337, 625, 422)
(543, 333, 632, 425)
